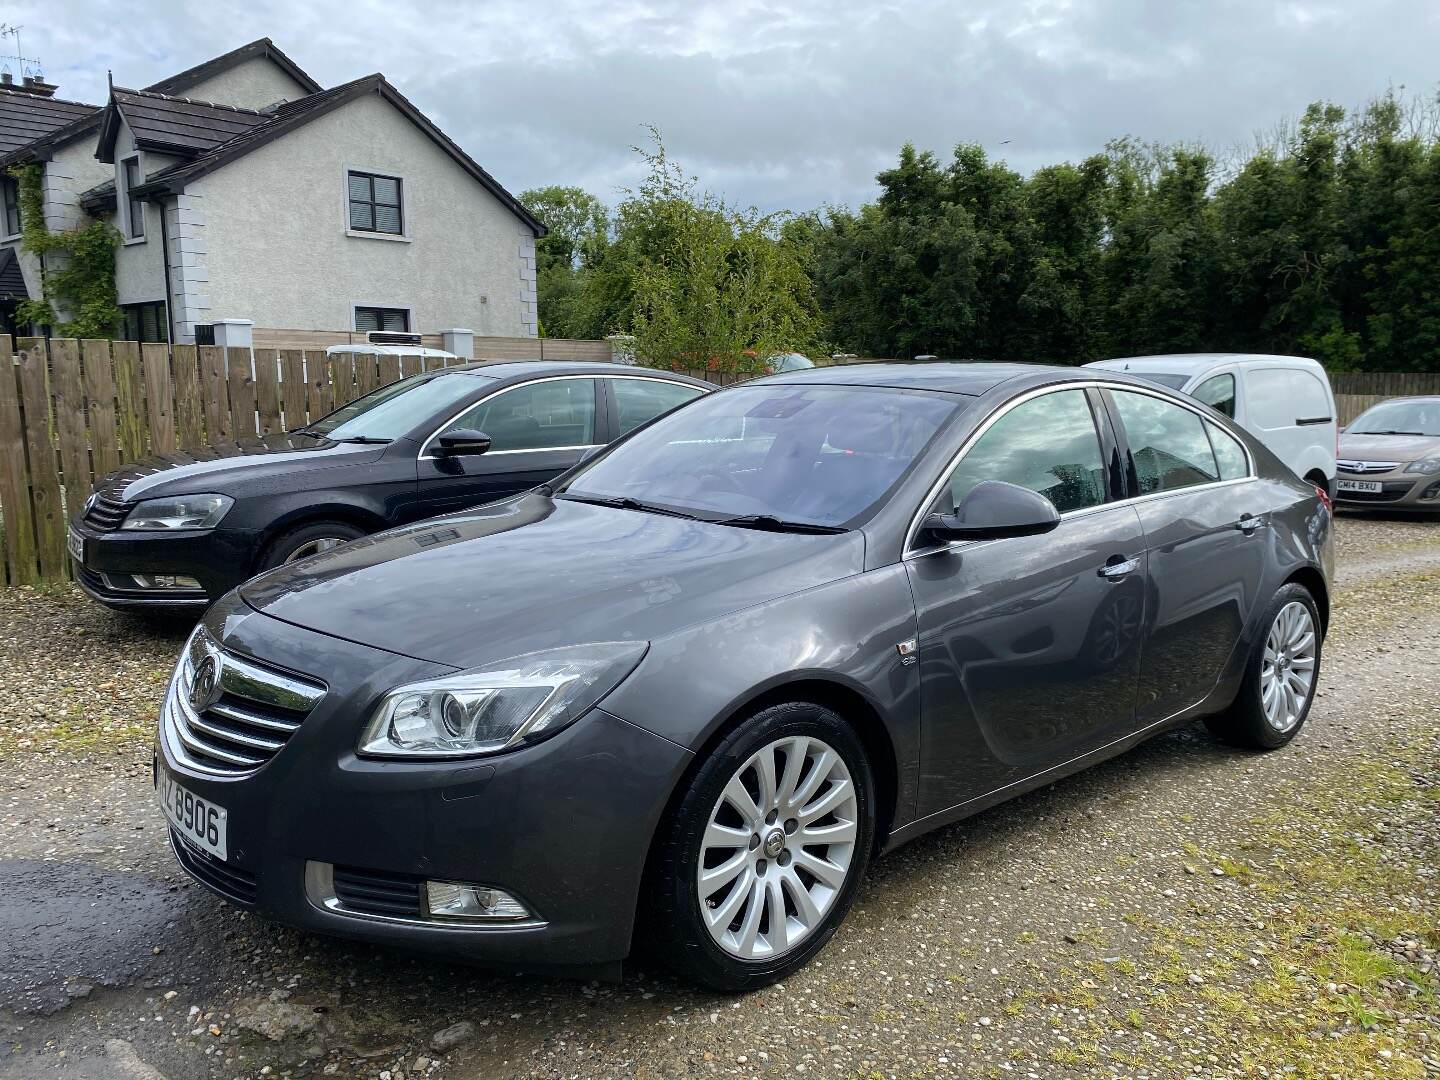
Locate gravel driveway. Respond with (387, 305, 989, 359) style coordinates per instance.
(0, 513, 1436, 1079)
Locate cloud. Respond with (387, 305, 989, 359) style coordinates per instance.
(14, 0, 1440, 211)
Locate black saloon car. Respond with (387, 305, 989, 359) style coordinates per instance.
(69, 362, 709, 609)
(156, 363, 1332, 990)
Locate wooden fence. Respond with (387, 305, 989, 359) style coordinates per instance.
(1, 337, 1434, 586)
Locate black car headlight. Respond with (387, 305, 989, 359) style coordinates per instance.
(358, 642, 648, 759)
(121, 494, 234, 530)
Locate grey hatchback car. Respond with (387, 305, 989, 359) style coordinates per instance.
(156, 363, 1333, 990)
(1336, 396, 1440, 512)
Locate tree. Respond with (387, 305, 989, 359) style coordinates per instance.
(518, 185, 610, 338)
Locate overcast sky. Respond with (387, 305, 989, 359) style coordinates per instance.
(12, 0, 1440, 213)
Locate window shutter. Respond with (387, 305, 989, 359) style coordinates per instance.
(347, 173, 372, 201)
(355, 308, 380, 332)
(349, 201, 374, 230)
(374, 204, 401, 233)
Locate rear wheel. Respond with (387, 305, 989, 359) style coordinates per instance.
(1206, 583, 1322, 749)
(258, 520, 365, 572)
(648, 702, 874, 991)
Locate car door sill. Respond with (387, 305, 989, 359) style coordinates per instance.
(882, 705, 1198, 853)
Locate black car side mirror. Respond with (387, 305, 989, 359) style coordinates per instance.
(922, 480, 1061, 543)
(436, 429, 492, 456)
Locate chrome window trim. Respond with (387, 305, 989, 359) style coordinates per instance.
(903, 380, 1258, 558)
(417, 373, 708, 461)
(303, 861, 548, 931)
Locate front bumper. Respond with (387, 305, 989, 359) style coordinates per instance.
(1334, 470, 1440, 511)
(69, 516, 255, 608)
(156, 601, 691, 970)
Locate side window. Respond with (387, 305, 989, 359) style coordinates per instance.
(940, 389, 1107, 515)
(612, 379, 704, 437)
(1192, 373, 1235, 418)
(1245, 368, 1331, 429)
(445, 379, 596, 452)
(1207, 422, 1250, 481)
(1111, 391, 1218, 494)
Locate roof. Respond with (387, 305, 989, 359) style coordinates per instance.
(417, 361, 711, 384)
(0, 246, 29, 299)
(1087, 353, 1323, 374)
(113, 74, 545, 236)
(98, 87, 272, 161)
(752, 361, 1048, 396)
(146, 37, 322, 97)
(0, 38, 321, 167)
(0, 88, 98, 157)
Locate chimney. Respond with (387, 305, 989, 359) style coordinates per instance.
(18, 75, 58, 98)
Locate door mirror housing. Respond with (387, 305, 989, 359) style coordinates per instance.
(435, 429, 492, 456)
(922, 480, 1062, 543)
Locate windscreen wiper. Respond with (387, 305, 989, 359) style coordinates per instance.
(710, 514, 848, 534)
(1361, 430, 1425, 436)
(556, 492, 700, 520)
(331, 435, 392, 444)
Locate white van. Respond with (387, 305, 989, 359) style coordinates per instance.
(1084, 354, 1337, 493)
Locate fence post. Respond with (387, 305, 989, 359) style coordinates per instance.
(0, 336, 39, 585)
(112, 340, 147, 463)
(51, 339, 93, 521)
(81, 339, 120, 479)
(15, 338, 65, 580)
(441, 328, 474, 359)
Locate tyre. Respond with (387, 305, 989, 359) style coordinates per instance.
(647, 701, 875, 991)
(1206, 583, 1322, 749)
(258, 520, 366, 572)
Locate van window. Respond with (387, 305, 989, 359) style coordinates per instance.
(1245, 368, 1331, 430)
(1193, 373, 1236, 418)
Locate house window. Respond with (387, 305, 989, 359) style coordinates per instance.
(121, 301, 168, 343)
(347, 171, 403, 234)
(1, 179, 20, 237)
(122, 157, 144, 240)
(354, 306, 410, 333)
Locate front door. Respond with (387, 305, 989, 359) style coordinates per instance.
(1103, 389, 1267, 723)
(415, 377, 603, 517)
(906, 387, 1148, 815)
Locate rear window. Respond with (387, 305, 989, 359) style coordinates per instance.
(1245, 368, 1331, 430)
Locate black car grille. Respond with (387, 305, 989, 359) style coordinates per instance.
(165, 629, 326, 777)
(1337, 482, 1413, 503)
(170, 829, 258, 906)
(82, 493, 130, 530)
(332, 866, 424, 918)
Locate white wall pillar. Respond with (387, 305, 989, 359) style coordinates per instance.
(441, 328, 474, 359)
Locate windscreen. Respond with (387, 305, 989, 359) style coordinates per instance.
(1347, 400, 1440, 437)
(564, 384, 960, 527)
(306, 372, 490, 440)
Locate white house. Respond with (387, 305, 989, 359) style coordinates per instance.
(0, 38, 543, 346)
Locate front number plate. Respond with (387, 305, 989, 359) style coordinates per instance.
(67, 527, 84, 565)
(1337, 479, 1382, 493)
(159, 771, 228, 860)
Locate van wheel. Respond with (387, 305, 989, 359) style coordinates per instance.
(1206, 583, 1322, 750)
(259, 521, 365, 571)
(647, 702, 874, 992)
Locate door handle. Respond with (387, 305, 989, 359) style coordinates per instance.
(1235, 514, 1266, 534)
(1098, 556, 1140, 580)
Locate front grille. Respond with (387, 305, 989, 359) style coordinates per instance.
(165, 628, 326, 777)
(1337, 460, 1400, 475)
(83, 493, 130, 530)
(170, 829, 258, 905)
(332, 865, 424, 918)
(1337, 482, 1413, 503)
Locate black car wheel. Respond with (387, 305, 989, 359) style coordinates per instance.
(259, 521, 366, 572)
(648, 701, 874, 992)
(1206, 583, 1322, 750)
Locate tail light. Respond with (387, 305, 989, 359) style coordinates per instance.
(1315, 484, 1333, 513)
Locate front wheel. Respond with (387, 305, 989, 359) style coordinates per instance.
(1206, 583, 1322, 749)
(258, 520, 366, 572)
(647, 702, 875, 991)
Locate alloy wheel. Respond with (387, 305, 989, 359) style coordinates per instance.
(283, 537, 349, 564)
(697, 736, 858, 960)
(1260, 600, 1317, 732)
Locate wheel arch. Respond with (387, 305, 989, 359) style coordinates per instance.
(1283, 564, 1330, 636)
(254, 503, 389, 568)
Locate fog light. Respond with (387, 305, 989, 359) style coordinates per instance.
(424, 881, 530, 921)
(1422, 481, 1440, 501)
(130, 573, 202, 590)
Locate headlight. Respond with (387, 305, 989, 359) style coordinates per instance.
(358, 642, 648, 759)
(1403, 457, 1440, 475)
(122, 494, 233, 530)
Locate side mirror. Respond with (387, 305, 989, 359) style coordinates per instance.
(436, 429, 492, 456)
(922, 480, 1061, 543)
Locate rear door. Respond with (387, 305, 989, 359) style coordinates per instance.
(414, 377, 604, 517)
(1239, 366, 1336, 483)
(1103, 388, 1267, 724)
(603, 376, 707, 439)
